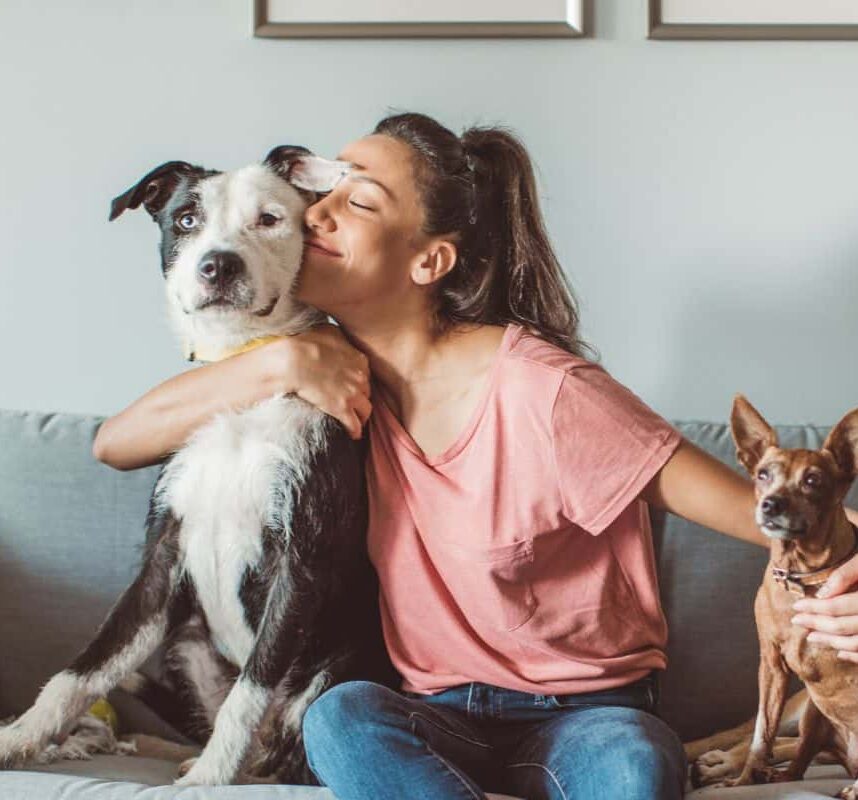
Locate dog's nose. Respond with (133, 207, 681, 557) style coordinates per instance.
(761, 495, 786, 516)
(198, 251, 244, 286)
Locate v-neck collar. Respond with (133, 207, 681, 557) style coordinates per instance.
(372, 323, 521, 467)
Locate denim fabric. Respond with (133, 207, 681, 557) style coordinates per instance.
(302, 672, 687, 800)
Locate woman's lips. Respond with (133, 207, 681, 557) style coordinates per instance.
(304, 238, 341, 257)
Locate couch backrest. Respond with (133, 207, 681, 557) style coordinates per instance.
(1, 410, 856, 742)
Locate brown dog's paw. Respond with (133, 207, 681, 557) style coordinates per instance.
(691, 749, 740, 788)
(835, 783, 858, 800)
(751, 765, 793, 784)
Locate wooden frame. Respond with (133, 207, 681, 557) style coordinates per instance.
(254, 0, 586, 39)
(649, 0, 858, 40)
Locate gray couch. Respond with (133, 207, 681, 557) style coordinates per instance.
(1, 409, 856, 799)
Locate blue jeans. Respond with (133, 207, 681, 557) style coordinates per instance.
(302, 672, 687, 799)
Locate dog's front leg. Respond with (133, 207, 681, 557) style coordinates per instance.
(175, 558, 295, 787)
(0, 518, 181, 768)
(725, 642, 791, 787)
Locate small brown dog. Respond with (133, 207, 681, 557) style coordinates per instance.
(689, 395, 858, 797)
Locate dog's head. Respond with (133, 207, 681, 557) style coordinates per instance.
(731, 394, 858, 541)
(109, 146, 351, 360)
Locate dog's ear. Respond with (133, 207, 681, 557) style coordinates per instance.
(109, 161, 199, 221)
(822, 408, 858, 483)
(264, 145, 352, 193)
(730, 394, 778, 475)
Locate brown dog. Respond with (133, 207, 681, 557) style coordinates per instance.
(690, 395, 858, 797)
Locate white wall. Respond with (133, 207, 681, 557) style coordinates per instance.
(2, 0, 857, 426)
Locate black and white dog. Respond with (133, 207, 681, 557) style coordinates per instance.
(0, 147, 394, 785)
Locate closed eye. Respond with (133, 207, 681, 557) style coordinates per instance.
(349, 200, 374, 211)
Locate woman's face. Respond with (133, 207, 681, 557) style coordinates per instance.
(295, 134, 437, 325)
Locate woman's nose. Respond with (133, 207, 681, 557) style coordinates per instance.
(304, 196, 336, 232)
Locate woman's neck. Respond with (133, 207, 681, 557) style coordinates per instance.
(341, 318, 500, 417)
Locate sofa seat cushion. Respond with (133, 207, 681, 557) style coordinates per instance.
(685, 763, 852, 798)
(4, 755, 525, 799)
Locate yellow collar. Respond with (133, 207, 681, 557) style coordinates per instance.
(185, 335, 284, 363)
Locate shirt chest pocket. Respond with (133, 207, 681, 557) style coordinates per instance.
(432, 537, 537, 632)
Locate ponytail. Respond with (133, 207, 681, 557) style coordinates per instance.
(373, 113, 597, 360)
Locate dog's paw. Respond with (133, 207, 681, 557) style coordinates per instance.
(691, 749, 739, 787)
(835, 783, 858, 800)
(751, 765, 794, 784)
(174, 757, 233, 787)
(0, 723, 40, 768)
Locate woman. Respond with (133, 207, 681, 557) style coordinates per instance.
(94, 113, 858, 799)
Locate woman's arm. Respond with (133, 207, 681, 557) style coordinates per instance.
(640, 437, 769, 548)
(640, 436, 858, 658)
(93, 324, 372, 471)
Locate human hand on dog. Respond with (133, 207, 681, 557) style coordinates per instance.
(792, 525, 858, 663)
(279, 323, 372, 440)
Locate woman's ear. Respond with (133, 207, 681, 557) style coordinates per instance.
(411, 240, 458, 286)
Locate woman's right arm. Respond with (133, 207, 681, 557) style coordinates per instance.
(93, 324, 372, 471)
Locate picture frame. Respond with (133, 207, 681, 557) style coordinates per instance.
(649, 0, 858, 40)
(254, 0, 586, 39)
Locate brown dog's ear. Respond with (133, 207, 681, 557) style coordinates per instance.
(822, 408, 858, 482)
(264, 145, 352, 193)
(109, 161, 199, 221)
(731, 394, 778, 475)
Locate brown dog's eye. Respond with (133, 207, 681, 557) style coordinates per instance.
(259, 213, 279, 227)
(757, 468, 770, 482)
(802, 472, 822, 489)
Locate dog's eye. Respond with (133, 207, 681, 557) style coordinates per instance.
(258, 213, 279, 227)
(757, 468, 770, 482)
(802, 472, 822, 489)
(177, 214, 198, 231)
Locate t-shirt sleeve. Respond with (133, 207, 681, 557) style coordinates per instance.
(551, 364, 683, 536)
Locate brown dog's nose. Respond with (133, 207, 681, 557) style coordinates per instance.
(761, 495, 786, 516)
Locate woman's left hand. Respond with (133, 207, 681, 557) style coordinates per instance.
(791, 552, 858, 662)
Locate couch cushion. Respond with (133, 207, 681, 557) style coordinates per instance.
(4, 755, 523, 799)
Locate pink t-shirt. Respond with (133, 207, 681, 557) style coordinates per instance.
(365, 323, 683, 696)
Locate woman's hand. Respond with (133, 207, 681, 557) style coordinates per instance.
(282, 323, 372, 440)
(791, 551, 858, 662)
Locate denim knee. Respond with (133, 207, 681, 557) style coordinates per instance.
(620, 723, 687, 798)
(302, 680, 392, 764)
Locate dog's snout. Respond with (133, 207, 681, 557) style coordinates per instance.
(761, 495, 786, 516)
(198, 250, 245, 286)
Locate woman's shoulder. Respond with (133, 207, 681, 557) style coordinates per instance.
(506, 323, 599, 376)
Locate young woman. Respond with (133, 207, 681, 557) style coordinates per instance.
(94, 113, 858, 799)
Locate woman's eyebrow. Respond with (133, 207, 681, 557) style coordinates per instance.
(334, 157, 394, 200)
(346, 173, 394, 200)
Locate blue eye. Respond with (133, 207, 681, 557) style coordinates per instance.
(177, 213, 198, 231)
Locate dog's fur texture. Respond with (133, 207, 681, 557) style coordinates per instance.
(0, 147, 395, 786)
(686, 395, 858, 798)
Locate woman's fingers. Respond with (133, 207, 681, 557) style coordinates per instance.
(804, 630, 858, 651)
(352, 393, 373, 427)
(813, 551, 858, 599)
(792, 594, 858, 616)
(792, 612, 858, 636)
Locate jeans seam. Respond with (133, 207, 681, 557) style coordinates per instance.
(408, 711, 492, 749)
(507, 761, 569, 800)
(410, 716, 484, 800)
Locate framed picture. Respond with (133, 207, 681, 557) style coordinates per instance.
(254, 0, 585, 38)
(649, 0, 858, 39)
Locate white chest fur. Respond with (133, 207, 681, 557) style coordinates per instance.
(155, 395, 326, 666)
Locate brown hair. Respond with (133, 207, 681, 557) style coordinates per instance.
(373, 112, 597, 360)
